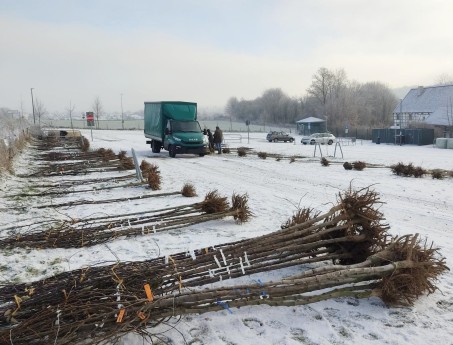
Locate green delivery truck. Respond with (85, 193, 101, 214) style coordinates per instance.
(144, 101, 207, 158)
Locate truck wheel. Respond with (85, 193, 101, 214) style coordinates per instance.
(151, 140, 161, 153)
(169, 145, 176, 158)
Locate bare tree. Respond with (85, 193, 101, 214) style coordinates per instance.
(223, 66, 397, 132)
(92, 96, 103, 129)
(435, 73, 453, 86)
(359, 82, 398, 126)
(225, 97, 239, 119)
(66, 101, 76, 134)
(34, 99, 47, 125)
(307, 67, 349, 128)
(260, 88, 287, 124)
(307, 67, 335, 107)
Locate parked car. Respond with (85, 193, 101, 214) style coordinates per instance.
(301, 133, 336, 145)
(266, 131, 295, 142)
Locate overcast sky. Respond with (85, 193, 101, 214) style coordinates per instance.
(1, 0, 453, 115)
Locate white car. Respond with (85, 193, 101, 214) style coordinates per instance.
(301, 133, 336, 145)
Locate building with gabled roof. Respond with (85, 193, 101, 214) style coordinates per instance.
(393, 85, 453, 129)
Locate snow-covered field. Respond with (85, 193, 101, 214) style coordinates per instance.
(1, 129, 452, 345)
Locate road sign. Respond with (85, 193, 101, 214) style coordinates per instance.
(86, 112, 95, 126)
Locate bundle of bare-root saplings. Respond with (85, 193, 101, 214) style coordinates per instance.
(0, 188, 448, 345)
(0, 191, 251, 249)
(22, 149, 135, 177)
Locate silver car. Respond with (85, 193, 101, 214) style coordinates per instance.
(301, 133, 336, 145)
(266, 131, 295, 143)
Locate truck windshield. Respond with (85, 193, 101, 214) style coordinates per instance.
(171, 121, 201, 132)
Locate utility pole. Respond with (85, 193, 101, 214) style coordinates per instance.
(121, 93, 124, 130)
(69, 100, 75, 135)
(30, 88, 36, 125)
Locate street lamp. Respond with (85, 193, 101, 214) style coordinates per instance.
(120, 93, 124, 130)
(30, 88, 36, 125)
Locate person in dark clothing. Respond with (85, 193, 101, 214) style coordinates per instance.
(206, 129, 214, 152)
(213, 126, 223, 154)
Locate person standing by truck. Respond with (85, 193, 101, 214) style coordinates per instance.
(206, 128, 214, 152)
(213, 126, 223, 154)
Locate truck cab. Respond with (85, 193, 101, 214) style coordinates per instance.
(164, 119, 206, 157)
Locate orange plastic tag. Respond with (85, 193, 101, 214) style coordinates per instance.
(144, 284, 154, 301)
(137, 311, 146, 320)
(116, 308, 125, 323)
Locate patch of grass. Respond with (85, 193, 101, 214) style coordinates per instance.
(402, 163, 415, 176)
(289, 156, 296, 163)
(257, 151, 267, 159)
(413, 166, 427, 178)
(147, 170, 161, 190)
(282, 208, 313, 229)
(181, 183, 197, 197)
(431, 169, 444, 179)
(141, 163, 161, 190)
(343, 162, 353, 170)
(390, 162, 428, 178)
(390, 162, 405, 176)
(321, 157, 330, 166)
(198, 190, 229, 214)
(352, 161, 366, 171)
(117, 150, 127, 160)
(119, 156, 135, 170)
(237, 147, 247, 157)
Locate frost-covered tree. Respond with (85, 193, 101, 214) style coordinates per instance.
(34, 99, 47, 125)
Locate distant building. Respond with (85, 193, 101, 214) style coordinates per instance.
(393, 85, 453, 130)
(296, 117, 326, 135)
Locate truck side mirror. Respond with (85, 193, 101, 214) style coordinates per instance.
(203, 129, 207, 135)
(165, 128, 170, 135)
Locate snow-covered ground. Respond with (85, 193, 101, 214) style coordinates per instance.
(1, 129, 452, 345)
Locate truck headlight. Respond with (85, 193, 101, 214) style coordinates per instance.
(173, 136, 182, 142)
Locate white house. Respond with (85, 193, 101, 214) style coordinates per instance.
(393, 85, 453, 129)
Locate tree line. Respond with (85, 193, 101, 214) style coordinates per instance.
(225, 67, 399, 130)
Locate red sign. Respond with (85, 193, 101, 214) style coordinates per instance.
(86, 112, 95, 126)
